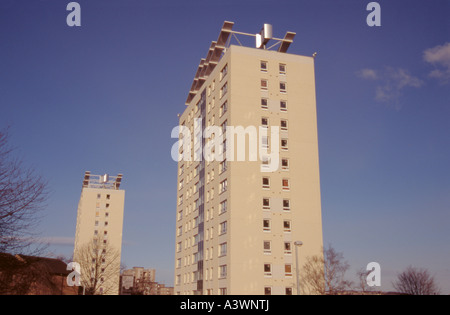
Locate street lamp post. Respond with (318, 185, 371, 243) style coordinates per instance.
(294, 241, 303, 295)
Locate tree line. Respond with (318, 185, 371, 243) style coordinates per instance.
(300, 244, 441, 295)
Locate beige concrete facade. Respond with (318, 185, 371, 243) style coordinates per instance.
(73, 172, 125, 295)
(174, 42, 323, 295)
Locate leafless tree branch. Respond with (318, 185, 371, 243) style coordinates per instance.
(301, 244, 352, 295)
(73, 238, 121, 295)
(392, 266, 440, 295)
(0, 129, 49, 255)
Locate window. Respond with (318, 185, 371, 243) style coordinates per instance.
(283, 199, 290, 211)
(281, 119, 288, 131)
(194, 251, 200, 264)
(261, 79, 268, 90)
(280, 100, 287, 111)
(279, 63, 286, 74)
(260, 60, 268, 72)
(261, 156, 271, 169)
(262, 135, 270, 150)
(220, 82, 228, 98)
(219, 288, 227, 295)
(262, 177, 270, 189)
(281, 138, 288, 150)
(283, 220, 291, 232)
(178, 195, 183, 205)
(263, 198, 270, 210)
(220, 200, 227, 214)
(194, 181, 200, 193)
(220, 179, 228, 193)
(221, 120, 227, 135)
(285, 264, 292, 277)
(284, 241, 292, 254)
(286, 287, 293, 295)
(264, 264, 272, 277)
(195, 100, 200, 113)
(177, 226, 182, 236)
(220, 64, 228, 81)
(220, 101, 228, 117)
(261, 98, 268, 109)
(222, 139, 227, 154)
(261, 117, 269, 128)
(263, 219, 271, 232)
(264, 287, 272, 295)
(179, 164, 184, 175)
(195, 198, 200, 210)
(194, 216, 199, 228)
(263, 241, 271, 254)
(219, 221, 227, 235)
(97, 194, 101, 199)
(281, 158, 289, 170)
(220, 159, 227, 174)
(280, 82, 287, 93)
(219, 243, 227, 257)
(219, 265, 227, 278)
(106, 194, 110, 200)
(282, 178, 290, 191)
(194, 165, 199, 177)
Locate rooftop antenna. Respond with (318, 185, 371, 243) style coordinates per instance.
(256, 24, 273, 49)
(228, 22, 296, 52)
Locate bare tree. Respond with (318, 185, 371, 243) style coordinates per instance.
(301, 245, 352, 295)
(356, 267, 374, 294)
(392, 266, 440, 295)
(301, 253, 326, 294)
(0, 129, 48, 254)
(73, 238, 121, 295)
(324, 245, 353, 294)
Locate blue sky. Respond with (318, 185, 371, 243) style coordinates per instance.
(1, 0, 449, 292)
